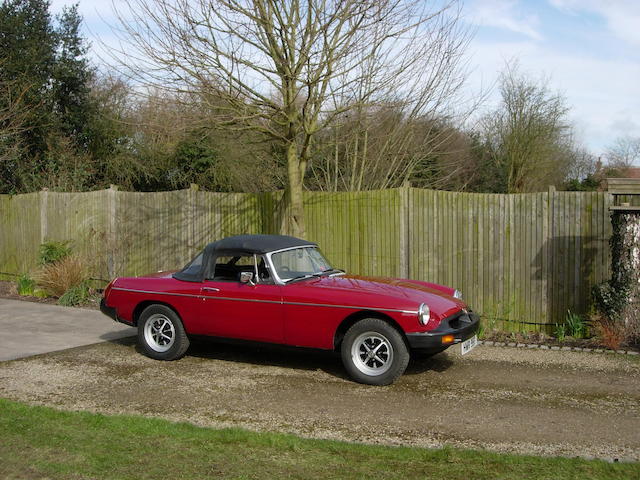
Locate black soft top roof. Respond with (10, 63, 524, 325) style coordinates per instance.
(173, 235, 316, 282)
(204, 234, 316, 255)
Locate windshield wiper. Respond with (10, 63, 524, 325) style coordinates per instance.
(284, 272, 324, 284)
(284, 268, 342, 284)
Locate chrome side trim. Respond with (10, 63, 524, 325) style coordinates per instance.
(111, 287, 417, 314)
(112, 287, 203, 299)
(286, 301, 417, 314)
(212, 296, 282, 305)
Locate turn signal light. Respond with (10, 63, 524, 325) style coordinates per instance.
(441, 335, 455, 344)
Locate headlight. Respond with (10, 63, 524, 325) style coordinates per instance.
(418, 303, 430, 325)
(453, 289, 462, 299)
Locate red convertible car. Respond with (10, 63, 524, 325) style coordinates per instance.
(101, 235, 479, 385)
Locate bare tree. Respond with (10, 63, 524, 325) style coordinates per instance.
(309, 110, 476, 192)
(606, 136, 640, 169)
(109, 0, 470, 235)
(0, 78, 31, 193)
(478, 62, 573, 193)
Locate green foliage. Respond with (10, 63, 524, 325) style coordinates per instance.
(564, 175, 600, 192)
(565, 310, 587, 338)
(16, 274, 36, 295)
(592, 212, 640, 347)
(0, 0, 56, 193)
(58, 280, 90, 306)
(593, 213, 633, 324)
(38, 240, 72, 265)
(0, 0, 98, 194)
(51, 4, 92, 145)
(592, 281, 627, 323)
(553, 323, 566, 342)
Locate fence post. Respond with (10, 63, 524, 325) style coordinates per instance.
(107, 185, 118, 278)
(39, 188, 48, 244)
(547, 185, 560, 323)
(399, 183, 410, 278)
(189, 183, 199, 250)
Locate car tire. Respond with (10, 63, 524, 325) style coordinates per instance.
(341, 318, 409, 386)
(137, 304, 190, 361)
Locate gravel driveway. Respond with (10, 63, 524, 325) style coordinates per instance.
(0, 337, 638, 462)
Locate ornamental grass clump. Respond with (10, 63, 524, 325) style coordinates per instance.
(34, 240, 90, 300)
(36, 254, 88, 298)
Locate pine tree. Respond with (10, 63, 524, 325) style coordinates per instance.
(0, 0, 57, 160)
(0, 0, 96, 192)
(52, 3, 93, 149)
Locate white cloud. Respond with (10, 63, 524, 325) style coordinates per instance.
(467, 0, 543, 41)
(549, 0, 640, 47)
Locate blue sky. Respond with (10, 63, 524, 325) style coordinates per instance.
(50, 0, 639, 159)
(463, 0, 640, 158)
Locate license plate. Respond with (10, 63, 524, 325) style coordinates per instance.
(461, 335, 478, 355)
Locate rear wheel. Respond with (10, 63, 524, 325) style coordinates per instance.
(137, 304, 189, 360)
(341, 318, 409, 386)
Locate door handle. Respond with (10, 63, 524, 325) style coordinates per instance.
(202, 287, 220, 292)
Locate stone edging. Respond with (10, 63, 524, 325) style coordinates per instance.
(478, 340, 639, 356)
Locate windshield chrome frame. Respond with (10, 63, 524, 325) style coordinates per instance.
(265, 245, 332, 286)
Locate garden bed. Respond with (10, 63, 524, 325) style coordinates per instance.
(481, 329, 639, 353)
(0, 280, 100, 309)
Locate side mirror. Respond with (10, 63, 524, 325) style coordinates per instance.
(239, 271, 255, 285)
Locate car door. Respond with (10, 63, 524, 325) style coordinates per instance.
(198, 253, 284, 343)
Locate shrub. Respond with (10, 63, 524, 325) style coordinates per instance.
(58, 281, 91, 306)
(38, 241, 72, 265)
(591, 315, 625, 351)
(16, 274, 36, 296)
(36, 255, 88, 297)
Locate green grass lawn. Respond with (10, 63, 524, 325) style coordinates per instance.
(0, 398, 637, 480)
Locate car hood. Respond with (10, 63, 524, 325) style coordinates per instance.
(287, 274, 466, 319)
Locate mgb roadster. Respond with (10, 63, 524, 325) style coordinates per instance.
(101, 234, 479, 385)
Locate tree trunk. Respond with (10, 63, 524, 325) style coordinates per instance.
(280, 141, 306, 237)
(612, 211, 640, 341)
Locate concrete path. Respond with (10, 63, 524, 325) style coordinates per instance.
(0, 298, 136, 361)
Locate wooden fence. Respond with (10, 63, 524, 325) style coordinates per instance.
(0, 186, 613, 331)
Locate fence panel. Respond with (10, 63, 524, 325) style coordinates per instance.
(0, 187, 613, 329)
(408, 189, 611, 329)
(44, 190, 111, 278)
(304, 189, 402, 277)
(0, 192, 41, 276)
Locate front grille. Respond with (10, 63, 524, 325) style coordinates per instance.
(446, 311, 472, 330)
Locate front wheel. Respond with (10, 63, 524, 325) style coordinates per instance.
(138, 304, 190, 361)
(341, 318, 409, 386)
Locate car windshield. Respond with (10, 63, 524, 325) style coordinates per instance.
(271, 247, 334, 282)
